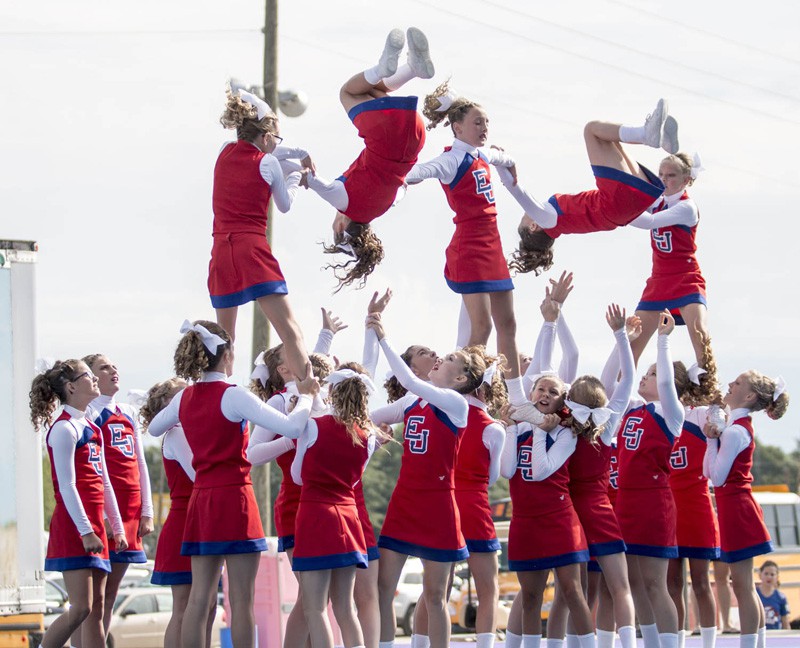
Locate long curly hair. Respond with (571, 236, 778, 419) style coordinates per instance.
(421, 79, 481, 132)
(250, 344, 287, 401)
(680, 333, 721, 407)
(30, 360, 84, 429)
(220, 88, 279, 142)
(327, 362, 376, 446)
(508, 225, 555, 276)
(139, 378, 187, 428)
(323, 221, 384, 292)
(462, 345, 508, 417)
(565, 375, 609, 444)
(743, 371, 790, 420)
(173, 320, 232, 382)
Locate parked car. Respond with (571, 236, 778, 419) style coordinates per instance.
(106, 586, 225, 648)
(393, 558, 424, 636)
(43, 577, 70, 631)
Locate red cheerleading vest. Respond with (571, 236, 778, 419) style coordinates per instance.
(509, 430, 572, 516)
(48, 412, 106, 509)
(163, 452, 193, 512)
(178, 382, 251, 488)
(454, 404, 495, 492)
(618, 403, 676, 490)
(608, 442, 620, 505)
(649, 192, 701, 277)
(714, 416, 755, 495)
(300, 415, 368, 505)
(668, 416, 709, 492)
(96, 407, 140, 492)
(569, 435, 612, 494)
(440, 148, 497, 223)
(212, 140, 272, 236)
(398, 398, 464, 491)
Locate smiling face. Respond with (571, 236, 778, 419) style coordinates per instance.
(638, 364, 659, 401)
(723, 372, 757, 410)
(408, 345, 438, 380)
(529, 376, 566, 414)
(88, 355, 119, 397)
(453, 106, 489, 148)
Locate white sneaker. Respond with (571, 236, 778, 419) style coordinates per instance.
(376, 28, 405, 80)
(644, 98, 668, 149)
(663, 115, 679, 154)
(510, 401, 545, 426)
(406, 27, 435, 79)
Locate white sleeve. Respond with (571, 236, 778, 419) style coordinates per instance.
(313, 328, 335, 355)
(291, 421, 318, 485)
(530, 427, 577, 481)
(133, 427, 154, 519)
(524, 321, 557, 394)
(162, 426, 196, 481)
(370, 394, 414, 427)
(483, 422, 506, 485)
(628, 200, 698, 230)
(272, 145, 309, 161)
(306, 172, 349, 212)
(248, 433, 295, 466)
(378, 338, 468, 427)
(500, 425, 522, 479)
(259, 154, 301, 213)
(362, 327, 380, 378)
(49, 423, 94, 536)
(147, 390, 183, 438)
(604, 329, 636, 441)
(556, 314, 579, 384)
(656, 335, 685, 436)
(222, 386, 312, 439)
(405, 151, 458, 184)
(101, 448, 124, 535)
(703, 425, 752, 486)
(496, 166, 558, 229)
(484, 146, 515, 167)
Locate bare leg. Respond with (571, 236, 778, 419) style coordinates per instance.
(490, 290, 521, 379)
(81, 569, 108, 648)
(284, 549, 311, 648)
(595, 572, 615, 633)
(420, 559, 453, 648)
(166, 584, 191, 648)
(506, 591, 523, 635)
(298, 569, 335, 648)
(546, 582, 568, 640)
(597, 552, 635, 629)
(414, 593, 428, 635)
(688, 558, 716, 630)
(256, 294, 310, 380)
(101, 562, 129, 634)
(205, 597, 218, 648)
(330, 567, 365, 648)
(182, 556, 224, 648)
(461, 293, 493, 347)
(713, 561, 736, 631)
(583, 122, 645, 179)
(41, 569, 95, 648)
(468, 552, 499, 634)
(226, 553, 260, 648)
(215, 306, 239, 343)
(553, 564, 593, 635)
(517, 570, 550, 635)
(354, 561, 381, 648)
(638, 555, 678, 633)
(729, 559, 761, 635)
(626, 554, 656, 625)
(667, 558, 686, 629)
(678, 303, 711, 365)
(377, 549, 408, 641)
(340, 74, 390, 113)
(630, 311, 661, 366)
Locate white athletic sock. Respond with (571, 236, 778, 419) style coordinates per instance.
(618, 625, 636, 648)
(566, 635, 581, 648)
(618, 125, 645, 144)
(522, 635, 543, 648)
(363, 28, 404, 85)
(546, 638, 564, 648)
(506, 631, 524, 648)
(756, 626, 766, 648)
(740, 634, 758, 648)
(477, 632, 495, 648)
(640, 623, 660, 648)
(383, 63, 415, 91)
(659, 632, 678, 648)
(578, 633, 596, 648)
(597, 629, 616, 648)
(379, 641, 395, 648)
(699, 626, 716, 648)
(678, 629, 687, 648)
(506, 376, 528, 407)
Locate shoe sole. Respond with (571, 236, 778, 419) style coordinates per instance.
(381, 28, 406, 77)
(663, 115, 679, 154)
(406, 26, 435, 79)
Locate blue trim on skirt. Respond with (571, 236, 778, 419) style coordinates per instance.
(378, 536, 469, 563)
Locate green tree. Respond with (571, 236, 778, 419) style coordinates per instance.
(752, 438, 800, 491)
(362, 439, 403, 534)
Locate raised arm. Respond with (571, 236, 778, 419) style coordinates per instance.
(603, 305, 636, 443)
(496, 166, 558, 229)
(147, 390, 183, 438)
(405, 150, 458, 185)
(655, 313, 685, 436)
(556, 314, 579, 384)
(291, 421, 318, 485)
(362, 290, 392, 378)
(222, 385, 314, 439)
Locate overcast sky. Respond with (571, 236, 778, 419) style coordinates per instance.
(2, 0, 799, 450)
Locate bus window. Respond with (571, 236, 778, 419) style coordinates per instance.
(777, 504, 800, 547)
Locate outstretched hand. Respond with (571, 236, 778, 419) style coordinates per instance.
(625, 315, 643, 341)
(367, 288, 393, 315)
(548, 270, 574, 305)
(301, 154, 316, 175)
(605, 303, 626, 332)
(321, 308, 348, 334)
(296, 365, 321, 398)
(658, 310, 676, 336)
(538, 413, 561, 433)
(365, 314, 386, 341)
(332, 212, 351, 235)
(540, 287, 561, 323)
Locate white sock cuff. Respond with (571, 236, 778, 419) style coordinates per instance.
(618, 124, 645, 144)
(506, 631, 524, 648)
(383, 63, 415, 91)
(596, 628, 616, 648)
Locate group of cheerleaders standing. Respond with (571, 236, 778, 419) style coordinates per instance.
(32, 26, 791, 648)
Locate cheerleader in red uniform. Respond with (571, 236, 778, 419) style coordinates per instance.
(82, 354, 153, 636)
(148, 320, 319, 648)
(303, 28, 432, 290)
(615, 312, 684, 648)
(211, 82, 312, 381)
(703, 371, 789, 648)
(405, 82, 527, 395)
(30, 360, 127, 648)
(291, 364, 378, 648)
(496, 100, 677, 275)
(368, 314, 485, 648)
(627, 152, 710, 367)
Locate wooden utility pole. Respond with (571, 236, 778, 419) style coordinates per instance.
(251, 0, 278, 535)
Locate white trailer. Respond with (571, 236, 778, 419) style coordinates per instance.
(0, 240, 45, 646)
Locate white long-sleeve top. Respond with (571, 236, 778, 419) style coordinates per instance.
(628, 191, 698, 230)
(88, 394, 154, 519)
(499, 421, 576, 481)
(703, 407, 753, 487)
(523, 320, 557, 394)
(313, 328, 335, 356)
(161, 424, 196, 482)
(48, 405, 124, 537)
(495, 165, 558, 228)
(405, 138, 515, 185)
(291, 420, 377, 485)
(370, 338, 469, 429)
(600, 329, 637, 445)
(305, 171, 349, 212)
(362, 327, 380, 379)
(466, 395, 506, 486)
(147, 372, 313, 440)
(619, 335, 685, 438)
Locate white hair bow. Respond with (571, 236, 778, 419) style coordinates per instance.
(687, 363, 707, 386)
(482, 361, 499, 386)
(35, 357, 56, 375)
(179, 320, 226, 354)
(773, 375, 787, 401)
(126, 389, 148, 409)
(690, 151, 705, 180)
(335, 232, 355, 257)
(565, 399, 613, 426)
(434, 88, 459, 113)
(234, 85, 272, 121)
(250, 351, 270, 388)
(325, 369, 376, 395)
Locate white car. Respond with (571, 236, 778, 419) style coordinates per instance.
(393, 557, 424, 636)
(106, 586, 225, 648)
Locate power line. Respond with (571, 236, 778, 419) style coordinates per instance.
(0, 27, 258, 36)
